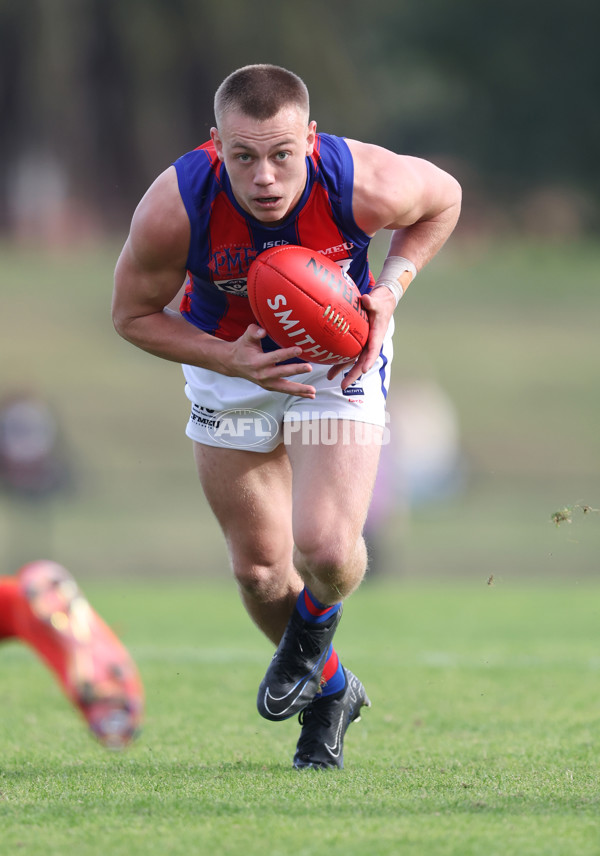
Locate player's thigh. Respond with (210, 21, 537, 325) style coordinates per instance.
(286, 419, 383, 549)
(193, 441, 294, 565)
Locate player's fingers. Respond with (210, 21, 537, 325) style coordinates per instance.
(253, 353, 313, 386)
(272, 360, 313, 376)
(358, 342, 380, 375)
(244, 323, 267, 343)
(340, 360, 364, 390)
(326, 362, 348, 381)
(359, 291, 375, 311)
(272, 380, 316, 399)
(340, 336, 381, 388)
(264, 346, 306, 365)
(244, 325, 313, 366)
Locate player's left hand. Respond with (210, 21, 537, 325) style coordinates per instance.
(327, 286, 396, 390)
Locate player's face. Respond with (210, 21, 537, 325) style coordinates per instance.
(211, 107, 316, 225)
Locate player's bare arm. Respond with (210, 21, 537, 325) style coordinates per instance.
(112, 167, 316, 398)
(330, 140, 462, 388)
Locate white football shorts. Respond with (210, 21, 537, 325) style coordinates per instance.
(183, 321, 394, 453)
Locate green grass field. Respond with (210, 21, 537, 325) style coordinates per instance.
(1, 238, 599, 853)
(2, 581, 600, 855)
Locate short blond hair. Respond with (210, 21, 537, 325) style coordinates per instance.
(214, 64, 310, 126)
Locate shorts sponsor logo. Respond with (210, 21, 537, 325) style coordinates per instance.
(190, 404, 221, 429)
(206, 408, 279, 449)
(342, 374, 364, 398)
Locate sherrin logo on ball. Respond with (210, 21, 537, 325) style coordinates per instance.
(246, 245, 369, 365)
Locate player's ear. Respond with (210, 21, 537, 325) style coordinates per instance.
(211, 127, 224, 161)
(306, 121, 317, 156)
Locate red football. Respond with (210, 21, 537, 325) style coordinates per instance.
(247, 245, 369, 365)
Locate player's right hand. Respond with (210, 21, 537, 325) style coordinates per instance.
(228, 325, 316, 399)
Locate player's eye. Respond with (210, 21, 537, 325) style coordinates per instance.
(237, 153, 252, 162)
(274, 151, 290, 161)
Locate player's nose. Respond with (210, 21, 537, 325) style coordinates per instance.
(253, 158, 275, 186)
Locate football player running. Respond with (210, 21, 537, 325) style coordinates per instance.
(112, 64, 461, 768)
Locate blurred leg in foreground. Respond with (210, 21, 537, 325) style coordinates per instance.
(0, 560, 143, 748)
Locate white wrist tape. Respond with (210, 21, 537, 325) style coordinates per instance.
(374, 256, 418, 306)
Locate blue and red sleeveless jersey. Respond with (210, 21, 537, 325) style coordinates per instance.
(173, 133, 374, 351)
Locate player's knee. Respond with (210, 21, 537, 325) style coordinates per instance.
(293, 533, 361, 579)
(232, 560, 285, 601)
(226, 525, 293, 599)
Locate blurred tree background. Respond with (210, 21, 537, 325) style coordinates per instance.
(1, 0, 599, 241)
(1, 0, 599, 579)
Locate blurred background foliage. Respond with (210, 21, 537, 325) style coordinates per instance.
(1, 0, 599, 239)
(0, 0, 598, 581)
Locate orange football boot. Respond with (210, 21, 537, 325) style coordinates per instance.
(13, 560, 144, 748)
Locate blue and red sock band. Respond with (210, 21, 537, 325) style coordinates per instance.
(296, 587, 341, 624)
(295, 587, 345, 697)
(319, 644, 346, 696)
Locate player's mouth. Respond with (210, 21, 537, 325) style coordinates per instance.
(254, 196, 281, 209)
